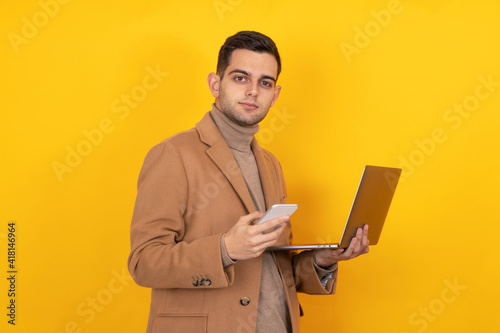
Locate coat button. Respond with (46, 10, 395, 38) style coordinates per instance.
(240, 297, 250, 306)
(203, 279, 212, 286)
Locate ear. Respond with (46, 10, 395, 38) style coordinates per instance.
(270, 85, 281, 107)
(207, 72, 220, 98)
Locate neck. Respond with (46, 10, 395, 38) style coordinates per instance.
(210, 104, 259, 152)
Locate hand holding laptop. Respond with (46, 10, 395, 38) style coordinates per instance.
(268, 165, 402, 251)
(314, 224, 370, 268)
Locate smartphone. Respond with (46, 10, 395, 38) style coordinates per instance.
(256, 204, 298, 227)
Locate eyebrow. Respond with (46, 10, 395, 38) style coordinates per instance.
(228, 69, 277, 83)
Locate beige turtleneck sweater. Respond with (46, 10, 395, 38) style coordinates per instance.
(210, 106, 292, 332)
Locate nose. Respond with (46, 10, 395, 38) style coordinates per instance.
(246, 82, 258, 97)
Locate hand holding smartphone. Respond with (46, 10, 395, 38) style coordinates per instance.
(256, 204, 298, 232)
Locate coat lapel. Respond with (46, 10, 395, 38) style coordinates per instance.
(252, 140, 292, 246)
(196, 112, 255, 214)
(252, 140, 280, 210)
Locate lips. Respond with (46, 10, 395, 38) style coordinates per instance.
(239, 102, 258, 110)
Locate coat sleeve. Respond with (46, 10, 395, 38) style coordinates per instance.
(127, 141, 235, 289)
(292, 250, 337, 295)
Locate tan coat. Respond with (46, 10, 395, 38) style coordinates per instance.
(128, 112, 337, 333)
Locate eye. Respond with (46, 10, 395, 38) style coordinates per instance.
(260, 80, 273, 88)
(234, 76, 246, 82)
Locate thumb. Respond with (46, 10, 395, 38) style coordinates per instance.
(333, 248, 345, 255)
(238, 211, 264, 225)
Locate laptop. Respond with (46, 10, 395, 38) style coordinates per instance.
(268, 165, 402, 250)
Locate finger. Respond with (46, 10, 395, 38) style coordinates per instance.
(351, 228, 363, 253)
(356, 226, 364, 239)
(239, 211, 264, 225)
(256, 221, 286, 242)
(343, 229, 362, 257)
(362, 224, 368, 237)
(362, 239, 370, 254)
(351, 227, 370, 257)
(361, 224, 370, 248)
(250, 225, 287, 252)
(259, 233, 285, 250)
(339, 240, 354, 258)
(254, 215, 289, 234)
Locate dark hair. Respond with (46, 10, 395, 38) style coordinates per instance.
(216, 31, 281, 80)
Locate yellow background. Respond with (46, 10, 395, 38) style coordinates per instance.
(1, 0, 499, 332)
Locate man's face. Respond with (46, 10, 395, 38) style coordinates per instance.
(209, 49, 281, 127)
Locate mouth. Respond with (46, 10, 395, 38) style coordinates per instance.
(239, 102, 258, 110)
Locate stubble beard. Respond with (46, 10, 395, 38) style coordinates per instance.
(217, 89, 270, 127)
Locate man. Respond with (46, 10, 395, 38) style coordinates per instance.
(128, 31, 369, 333)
